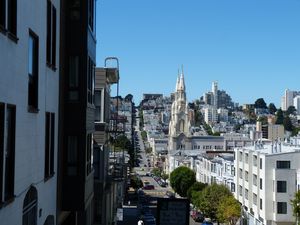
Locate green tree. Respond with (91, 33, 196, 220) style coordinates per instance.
(170, 166, 196, 197)
(217, 195, 241, 225)
(187, 182, 207, 200)
(114, 135, 131, 151)
(254, 98, 267, 109)
(257, 116, 268, 125)
(283, 116, 294, 132)
(151, 168, 161, 177)
(141, 131, 147, 141)
(291, 190, 300, 225)
(130, 175, 143, 189)
(268, 103, 277, 114)
(275, 109, 284, 124)
(193, 183, 232, 221)
(286, 106, 297, 116)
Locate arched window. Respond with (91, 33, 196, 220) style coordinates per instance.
(22, 186, 38, 225)
(44, 215, 54, 225)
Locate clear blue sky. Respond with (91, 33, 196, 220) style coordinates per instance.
(96, 0, 300, 107)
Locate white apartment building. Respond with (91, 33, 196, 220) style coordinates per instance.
(294, 96, 300, 115)
(0, 0, 59, 224)
(195, 154, 235, 192)
(217, 108, 229, 122)
(203, 105, 218, 124)
(235, 144, 300, 225)
(281, 89, 296, 111)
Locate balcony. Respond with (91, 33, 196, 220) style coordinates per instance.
(106, 68, 119, 84)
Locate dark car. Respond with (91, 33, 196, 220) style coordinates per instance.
(202, 221, 213, 225)
(143, 185, 155, 190)
(191, 211, 204, 222)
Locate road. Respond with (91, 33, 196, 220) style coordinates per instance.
(118, 111, 212, 225)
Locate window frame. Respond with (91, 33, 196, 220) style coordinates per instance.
(46, 0, 56, 69)
(28, 29, 39, 112)
(44, 112, 55, 180)
(0, 103, 16, 205)
(277, 202, 287, 214)
(277, 180, 287, 193)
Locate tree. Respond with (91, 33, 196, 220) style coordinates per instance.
(151, 168, 161, 177)
(283, 116, 294, 132)
(286, 106, 296, 116)
(275, 109, 284, 124)
(193, 183, 232, 221)
(130, 175, 143, 189)
(170, 166, 196, 197)
(217, 195, 241, 225)
(257, 116, 268, 125)
(187, 182, 207, 200)
(268, 103, 277, 114)
(141, 131, 147, 141)
(254, 98, 267, 109)
(291, 190, 300, 225)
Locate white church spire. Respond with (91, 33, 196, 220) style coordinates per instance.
(178, 65, 185, 91)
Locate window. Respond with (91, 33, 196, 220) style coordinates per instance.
(0, 0, 17, 39)
(7, 0, 17, 36)
(277, 202, 287, 214)
(260, 199, 263, 210)
(245, 153, 248, 164)
(253, 155, 257, 167)
(45, 112, 55, 179)
(245, 171, 249, 182)
(239, 185, 242, 197)
(245, 189, 249, 200)
(0, 0, 5, 29)
(68, 56, 79, 101)
(253, 174, 257, 186)
(67, 136, 78, 176)
(28, 30, 39, 111)
(22, 186, 37, 225)
(239, 151, 242, 162)
(260, 158, 262, 169)
(253, 194, 257, 205)
(87, 57, 95, 104)
(86, 134, 93, 175)
(88, 0, 94, 31)
(95, 90, 103, 122)
(239, 168, 243, 179)
(260, 178, 263, 190)
(0, 103, 16, 203)
(277, 181, 287, 193)
(46, 0, 56, 68)
(276, 161, 290, 169)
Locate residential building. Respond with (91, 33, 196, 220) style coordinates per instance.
(93, 67, 124, 225)
(256, 122, 284, 141)
(195, 154, 235, 192)
(203, 105, 218, 124)
(235, 144, 300, 225)
(0, 0, 59, 224)
(57, 0, 96, 224)
(281, 89, 297, 111)
(294, 96, 300, 115)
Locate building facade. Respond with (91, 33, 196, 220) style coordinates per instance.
(0, 0, 59, 224)
(235, 144, 300, 225)
(57, 0, 96, 224)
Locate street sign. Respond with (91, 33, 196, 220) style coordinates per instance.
(157, 198, 189, 225)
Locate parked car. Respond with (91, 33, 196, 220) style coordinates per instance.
(202, 222, 213, 225)
(143, 185, 155, 190)
(191, 210, 204, 222)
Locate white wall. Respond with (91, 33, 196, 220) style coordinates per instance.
(0, 0, 60, 224)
